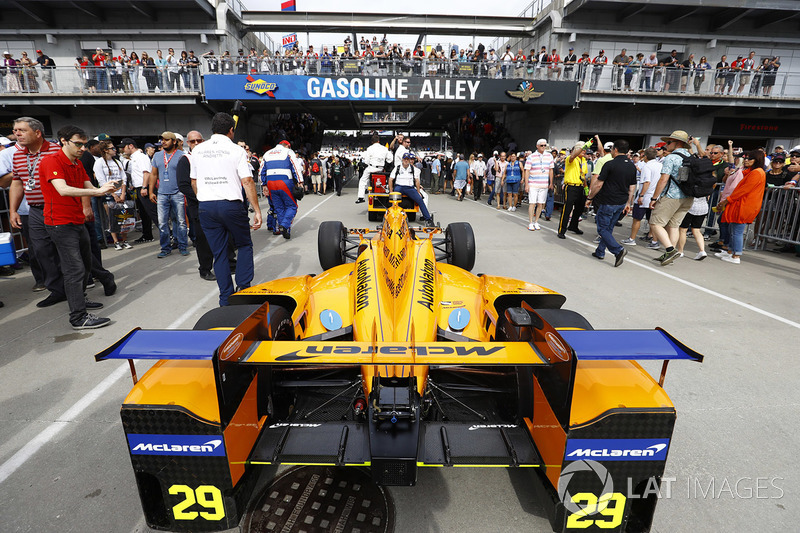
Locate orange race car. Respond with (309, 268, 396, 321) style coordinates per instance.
(97, 192, 703, 532)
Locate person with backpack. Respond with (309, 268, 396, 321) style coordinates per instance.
(648, 130, 710, 266)
(309, 152, 323, 195)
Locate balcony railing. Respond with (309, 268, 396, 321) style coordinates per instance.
(2, 61, 797, 100)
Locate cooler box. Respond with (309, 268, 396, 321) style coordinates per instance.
(0, 233, 16, 267)
(371, 173, 388, 193)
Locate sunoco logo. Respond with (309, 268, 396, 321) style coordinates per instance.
(565, 439, 670, 462)
(244, 76, 277, 97)
(128, 434, 226, 456)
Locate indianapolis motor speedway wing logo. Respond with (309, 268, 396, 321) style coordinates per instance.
(506, 81, 544, 102)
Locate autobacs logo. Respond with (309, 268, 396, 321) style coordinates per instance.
(565, 439, 670, 461)
(128, 434, 226, 456)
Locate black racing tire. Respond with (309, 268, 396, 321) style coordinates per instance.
(367, 211, 380, 222)
(192, 304, 262, 330)
(534, 308, 594, 330)
(445, 222, 476, 272)
(407, 212, 416, 222)
(318, 221, 347, 270)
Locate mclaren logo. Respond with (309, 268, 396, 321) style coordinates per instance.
(273, 344, 504, 360)
(564, 439, 670, 461)
(506, 81, 544, 102)
(128, 434, 226, 456)
(244, 75, 277, 97)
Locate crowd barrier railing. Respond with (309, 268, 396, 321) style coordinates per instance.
(1, 62, 796, 99)
(754, 186, 800, 249)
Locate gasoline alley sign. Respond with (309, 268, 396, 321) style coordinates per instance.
(204, 74, 579, 106)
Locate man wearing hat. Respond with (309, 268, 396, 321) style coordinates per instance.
(589, 50, 607, 90)
(577, 52, 591, 86)
(35, 49, 56, 93)
(388, 152, 433, 224)
(147, 131, 189, 258)
(647, 130, 697, 266)
(563, 47, 577, 81)
(260, 138, 303, 239)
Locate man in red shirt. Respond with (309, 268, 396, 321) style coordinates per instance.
(40, 125, 117, 329)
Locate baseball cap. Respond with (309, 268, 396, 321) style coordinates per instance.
(604, 141, 614, 150)
(569, 47, 574, 50)
(174, 133, 185, 143)
(120, 137, 136, 147)
(0, 136, 13, 147)
(599, 49, 605, 53)
(2, 51, 9, 56)
(279, 140, 291, 147)
(96, 133, 111, 141)
(36, 49, 42, 54)
(478, 153, 483, 158)
(655, 142, 666, 149)
(774, 145, 785, 150)
(769, 154, 785, 162)
(402, 152, 415, 159)
(160, 131, 176, 140)
(144, 143, 155, 150)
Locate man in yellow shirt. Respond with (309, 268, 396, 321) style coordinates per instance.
(558, 141, 589, 238)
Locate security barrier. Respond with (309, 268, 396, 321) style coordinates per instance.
(754, 186, 800, 249)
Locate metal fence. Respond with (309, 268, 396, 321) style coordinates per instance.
(2, 62, 798, 99)
(754, 186, 800, 249)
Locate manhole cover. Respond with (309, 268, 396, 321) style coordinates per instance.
(243, 466, 394, 533)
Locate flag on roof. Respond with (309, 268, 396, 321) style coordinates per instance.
(281, 0, 296, 11)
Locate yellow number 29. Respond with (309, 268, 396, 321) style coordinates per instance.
(566, 492, 626, 529)
(168, 484, 225, 521)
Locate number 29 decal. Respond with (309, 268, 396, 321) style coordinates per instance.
(168, 484, 225, 521)
(566, 492, 626, 529)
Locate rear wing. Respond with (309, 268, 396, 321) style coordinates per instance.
(95, 328, 701, 365)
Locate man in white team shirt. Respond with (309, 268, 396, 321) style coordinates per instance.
(191, 112, 262, 306)
(121, 137, 157, 243)
(355, 133, 392, 204)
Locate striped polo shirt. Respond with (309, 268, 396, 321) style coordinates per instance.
(524, 151, 554, 188)
(12, 140, 62, 205)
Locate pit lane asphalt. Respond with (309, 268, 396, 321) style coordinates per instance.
(0, 185, 797, 533)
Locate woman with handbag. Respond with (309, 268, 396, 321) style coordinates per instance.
(94, 141, 133, 250)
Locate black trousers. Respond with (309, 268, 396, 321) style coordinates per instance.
(558, 184, 586, 235)
(28, 207, 64, 298)
(46, 223, 92, 323)
(136, 188, 157, 239)
(473, 177, 484, 200)
(20, 214, 44, 285)
(186, 202, 214, 275)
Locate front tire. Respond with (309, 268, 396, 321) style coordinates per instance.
(318, 221, 347, 270)
(445, 222, 476, 271)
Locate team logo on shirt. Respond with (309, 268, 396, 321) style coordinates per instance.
(244, 75, 278, 97)
(506, 81, 544, 103)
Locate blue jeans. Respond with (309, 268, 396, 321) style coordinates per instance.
(719, 221, 730, 247)
(545, 188, 555, 218)
(394, 185, 431, 220)
(156, 192, 188, 253)
(198, 200, 254, 306)
(729, 222, 745, 255)
(595, 203, 625, 257)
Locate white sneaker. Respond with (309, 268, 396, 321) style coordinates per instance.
(694, 251, 707, 261)
(534, 222, 541, 230)
(621, 237, 637, 245)
(593, 236, 601, 243)
(528, 223, 535, 231)
(714, 251, 731, 258)
(677, 252, 684, 258)
(720, 254, 740, 264)
(511, 206, 516, 212)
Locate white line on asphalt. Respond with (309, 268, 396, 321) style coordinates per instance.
(481, 200, 800, 330)
(0, 195, 336, 487)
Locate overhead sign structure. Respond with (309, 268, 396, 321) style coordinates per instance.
(204, 75, 579, 106)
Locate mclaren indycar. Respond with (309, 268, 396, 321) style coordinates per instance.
(97, 193, 703, 532)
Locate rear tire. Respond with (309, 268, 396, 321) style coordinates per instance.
(193, 305, 262, 330)
(318, 221, 347, 270)
(445, 222, 476, 271)
(534, 308, 594, 330)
